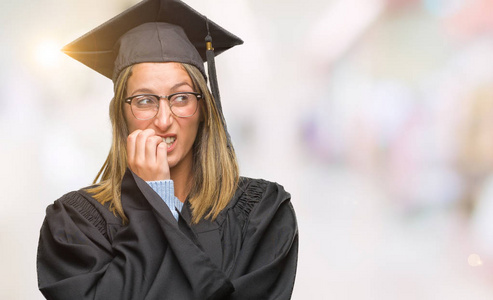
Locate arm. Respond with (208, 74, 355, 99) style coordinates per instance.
(37, 192, 136, 300)
(228, 183, 299, 299)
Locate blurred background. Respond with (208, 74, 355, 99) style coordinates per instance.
(2, 0, 493, 298)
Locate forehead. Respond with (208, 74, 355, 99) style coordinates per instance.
(127, 62, 193, 90)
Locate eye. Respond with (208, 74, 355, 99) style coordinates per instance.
(170, 93, 191, 106)
(133, 95, 157, 108)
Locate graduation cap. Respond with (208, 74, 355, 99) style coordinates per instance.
(62, 0, 243, 143)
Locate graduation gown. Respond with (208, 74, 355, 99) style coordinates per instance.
(37, 170, 298, 299)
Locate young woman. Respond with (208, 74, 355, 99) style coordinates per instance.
(37, 1, 298, 299)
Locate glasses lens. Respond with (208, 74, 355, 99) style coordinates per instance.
(131, 95, 158, 120)
(170, 93, 198, 117)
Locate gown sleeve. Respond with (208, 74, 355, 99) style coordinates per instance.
(227, 179, 299, 299)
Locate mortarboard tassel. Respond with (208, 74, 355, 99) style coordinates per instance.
(205, 18, 232, 146)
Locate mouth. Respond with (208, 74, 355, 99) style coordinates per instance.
(162, 136, 176, 149)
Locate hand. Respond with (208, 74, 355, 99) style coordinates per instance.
(127, 129, 170, 181)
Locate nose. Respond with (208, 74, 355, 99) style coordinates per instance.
(153, 101, 173, 130)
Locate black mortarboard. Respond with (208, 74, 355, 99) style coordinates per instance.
(62, 0, 243, 144)
(63, 0, 242, 82)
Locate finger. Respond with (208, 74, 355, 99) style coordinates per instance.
(145, 135, 163, 164)
(126, 129, 142, 167)
(134, 129, 155, 165)
(156, 141, 170, 180)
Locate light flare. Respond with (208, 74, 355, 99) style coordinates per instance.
(34, 40, 61, 68)
(468, 254, 483, 267)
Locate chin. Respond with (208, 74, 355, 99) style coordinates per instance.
(168, 147, 194, 173)
(167, 156, 184, 170)
(167, 159, 178, 169)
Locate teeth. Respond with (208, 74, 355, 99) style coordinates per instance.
(162, 136, 176, 147)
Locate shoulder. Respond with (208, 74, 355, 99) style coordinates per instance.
(229, 176, 295, 225)
(226, 177, 297, 254)
(44, 188, 122, 241)
(50, 188, 117, 221)
(234, 176, 291, 205)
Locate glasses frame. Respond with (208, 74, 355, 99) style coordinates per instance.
(124, 92, 203, 120)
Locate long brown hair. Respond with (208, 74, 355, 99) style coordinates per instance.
(86, 63, 239, 224)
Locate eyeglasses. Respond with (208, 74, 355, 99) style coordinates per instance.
(124, 92, 202, 120)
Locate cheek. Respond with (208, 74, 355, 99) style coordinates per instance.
(191, 117, 202, 142)
(182, 117, 201, 144)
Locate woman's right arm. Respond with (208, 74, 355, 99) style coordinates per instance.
(37, 191, 168, 300)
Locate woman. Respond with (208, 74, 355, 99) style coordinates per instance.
(37, 0, 298, 299)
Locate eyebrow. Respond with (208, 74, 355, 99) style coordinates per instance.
(131, 82, 194, 96)
(170, 82, 193, 92)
